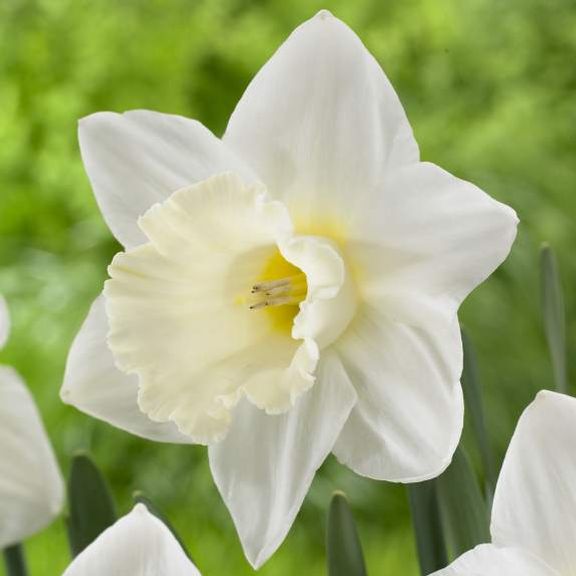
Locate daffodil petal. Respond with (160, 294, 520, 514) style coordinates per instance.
(61, 295, 192, 444)
(0, 366, 64, 548)
(106, 173, 325, 444)
(430, 544, 559, 576)
(350, 162, 518, 310)
(491, 391, 576, 575)
(223, 10, 418, 226)
(63, 504, 201, 576)
(332, 299, 463, 482)
(0, 295, 9, 349)
(79, 110, 255, 248)
(208, 351, 357, 568)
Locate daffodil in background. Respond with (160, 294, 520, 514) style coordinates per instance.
(62, 504, 200, 576)
(431, 390, 576, 576)
(0, 295, 64, 550)
(62, 10, 518, 567)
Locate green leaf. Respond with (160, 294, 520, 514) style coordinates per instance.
(3, 544, 28, 576)
(540, 244, 568, 393)
(461, 329, 497, 500)
(326, 491, 368, 576)
(436, 447, 490, 558)
(407, 482, 448, 575)
(67, 453, 117, 556)
(133, 491, 193, 562)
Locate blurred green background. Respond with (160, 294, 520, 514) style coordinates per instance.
(0, 0, 574, 573)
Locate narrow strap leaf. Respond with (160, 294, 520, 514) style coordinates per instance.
(133, 491, 193, 561)
(461, 329, 497, 500)
(407, 481, 448, 575)
(67, 453, 117, 556)
(436, 446, 490, 558)
(326, 491, 368, 576)
(3, 544, 28, 576)
(540, 244, 568, 393)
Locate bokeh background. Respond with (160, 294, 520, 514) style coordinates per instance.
(0, 0, 574, 573)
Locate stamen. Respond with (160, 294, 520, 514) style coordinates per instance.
(249, 273, 307, 311)
(251, 275, 302, 293)
(262, 284, 291, 297)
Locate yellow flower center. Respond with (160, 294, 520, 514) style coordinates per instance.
(247, 251, 308, 333)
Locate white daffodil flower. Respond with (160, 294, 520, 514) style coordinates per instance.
(0, 296, 64, 549)
(62, 504, 201, 576)
(431, 390, 576, 576)
(62, 10, 518, 567)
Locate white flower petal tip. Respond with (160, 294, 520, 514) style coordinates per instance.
(105, 173, 356, 445)
(78, 110, 256, 249)
(63, 504, 201, 576)
(491, 390, 576, 575)
(0, 367, 64, 548)
(314, 9, 334, 20)
(61, 295, 192, 444)
(429, 544, 559, 576)
(209, 352, 357, 569)
(0, 295, 9, 349)
(224, 8, 420, 220)
(527, 388, 562, 409)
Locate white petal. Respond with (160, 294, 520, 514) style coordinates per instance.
(332, 297, 463, 481)
(63, 504, 200, 576)
(491, 391, 576, 574)
(430, 544, 559, 576)
(208, 351, 357, 568)
(61, 295, 192, 444)
(351, 162, 518, 310)
(0, 366, 64, 547)
(0, 295, 9, 349)
(79, 110, 256, 248)
(223, 10, 418, 225)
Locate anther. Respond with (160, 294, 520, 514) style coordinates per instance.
(252, 277, 292, 293)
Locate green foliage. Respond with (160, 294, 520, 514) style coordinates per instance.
(326, 492, 367, 576)
(461, 330, 497, 500)
(67, 454, 117, 557)
(540, 244, 568, 393)
(0, 0, 574, 574)
(3, 545, 28, 576)
(436, 448, 490, 559)
(408, 482, 448, 575)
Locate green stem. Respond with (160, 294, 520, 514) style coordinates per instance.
(3, 544, 28, 576)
